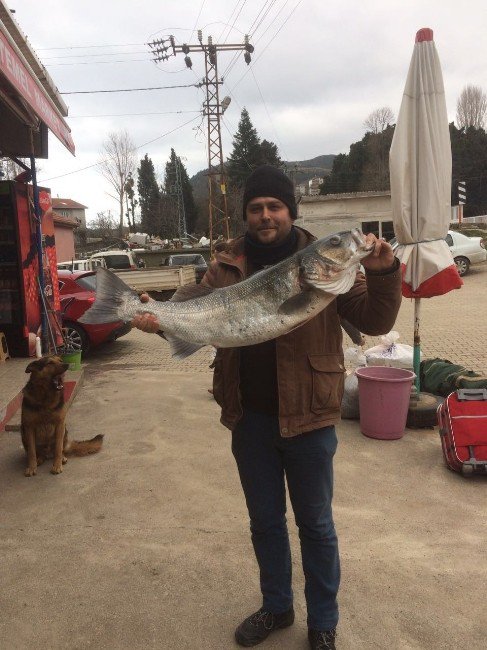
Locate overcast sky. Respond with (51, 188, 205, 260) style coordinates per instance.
(11, 0, 486, 224)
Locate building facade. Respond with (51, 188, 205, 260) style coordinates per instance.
(296, 191, 395, 240)
(51, 198, 87, 229)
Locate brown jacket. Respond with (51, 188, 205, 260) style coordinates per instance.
(203, 226, 402, 437)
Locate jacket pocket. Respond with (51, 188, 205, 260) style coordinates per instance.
(308, 353, 345, 414)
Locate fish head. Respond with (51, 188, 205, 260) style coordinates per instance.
(300, 229, 374, 293)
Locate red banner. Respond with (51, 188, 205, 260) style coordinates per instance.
(0, 28, 75, 154)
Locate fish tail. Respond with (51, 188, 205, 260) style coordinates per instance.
(78, 268, 138, 324)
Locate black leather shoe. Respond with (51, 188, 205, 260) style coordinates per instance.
(235, 607, 295, 647)
(308, 628, 337, 649)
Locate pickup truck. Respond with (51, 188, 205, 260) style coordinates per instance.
(57, 258, 107, 272)
(163, 253, 208, 283)
(113, 266, 196, 293)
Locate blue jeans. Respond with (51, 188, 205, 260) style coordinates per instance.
(232, 410, 340, 631)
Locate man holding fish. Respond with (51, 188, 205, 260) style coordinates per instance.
(128, 165, 402, 649)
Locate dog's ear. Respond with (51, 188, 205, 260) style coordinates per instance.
(25, 360, 41, 373)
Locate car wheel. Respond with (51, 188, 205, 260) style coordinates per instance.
(62, 322, 90, 353)
(454, 256, 470, 276)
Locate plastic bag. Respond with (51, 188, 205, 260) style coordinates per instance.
(341, 347, 366, 419)
(364, 331, 418, 369)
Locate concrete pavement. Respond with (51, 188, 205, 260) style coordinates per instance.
(0, 262, 486, 649)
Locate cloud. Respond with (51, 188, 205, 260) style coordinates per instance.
(13, 0, 487, 223)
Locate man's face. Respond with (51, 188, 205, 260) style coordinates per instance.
(245, 197, 293, 245)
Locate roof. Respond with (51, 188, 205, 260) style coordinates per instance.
(52, 198, 88, 210)
(0, 1, 68, 115)
(53, 212, 79, 229)
(301, 190, 391, 202)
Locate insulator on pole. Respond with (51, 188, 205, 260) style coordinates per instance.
(244, 35, 254, 53)
(197, 30, 203, 42)
(184, 55, 192, 69)
(244, 51, 251, 64)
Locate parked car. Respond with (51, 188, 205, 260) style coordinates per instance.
(90, 249, 138, 270)
(57, 258, 106, 272)
(390, 230, 486, 276)
(58, 270, 131, 353)
(163, 253, 208, 283)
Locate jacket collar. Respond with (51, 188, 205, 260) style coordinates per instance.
(214, 225, 317, 277)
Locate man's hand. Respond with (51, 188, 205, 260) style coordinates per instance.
(361, 233, 395, 273)
(131, 293, 160, 333)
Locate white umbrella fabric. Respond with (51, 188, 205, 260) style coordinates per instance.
(389, 27, 462, 390)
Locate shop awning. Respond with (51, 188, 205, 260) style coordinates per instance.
(0, 3, 75, 157)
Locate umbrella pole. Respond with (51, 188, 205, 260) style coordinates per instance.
(413, 298, 421, 393)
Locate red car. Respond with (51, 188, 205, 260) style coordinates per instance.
(58, 270, 131, 353)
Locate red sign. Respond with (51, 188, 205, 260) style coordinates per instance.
(39, 191, 51, 211)
(0, 27, 75, 155)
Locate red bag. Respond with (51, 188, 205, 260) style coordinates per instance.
(437, 389, 487, 476)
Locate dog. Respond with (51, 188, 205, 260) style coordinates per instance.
(21, 355, 103, 477)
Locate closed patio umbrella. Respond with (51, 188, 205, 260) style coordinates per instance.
(390, 27, 462, 393)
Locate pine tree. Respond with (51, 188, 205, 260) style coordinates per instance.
(179, 164, 198, 234)
(226, 108, 262, 189)
(450, 122, 487, 216)
(256, 139, 281, 168)
(137, 154, 160, 235)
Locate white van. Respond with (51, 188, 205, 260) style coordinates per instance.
(90, 249, 138, 270)
(57, 258, 107, 272)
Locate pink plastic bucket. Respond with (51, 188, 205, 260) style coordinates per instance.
(355, 367, 415, 440)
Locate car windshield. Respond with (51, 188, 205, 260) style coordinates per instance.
(176, 255, 205, 265)
(76, 275, 97, 291)
(100, 254, 131, 269)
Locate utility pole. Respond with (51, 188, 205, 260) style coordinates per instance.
(149, 31, 254, 250)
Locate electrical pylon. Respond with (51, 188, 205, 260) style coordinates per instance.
(149, 31, 254, 251)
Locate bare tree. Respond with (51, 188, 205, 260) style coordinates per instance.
(456, 85, 487, 130)
(89, 210, 117, 240)
(0, 157, 42, 179)
(364, 107, 395, 134)
(99, 131, 136, 238)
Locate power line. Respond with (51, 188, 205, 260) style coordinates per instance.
(218, 0, 244, 41)
(189, 0, 207, 42)
(41, 50, 149, 60)
(230, 0, 303, 91)
(252, 0, 290, 50)
(249, 67, 288, 160)
(69, 110, 200, 119)
(39, 116, 200, 183)
(222, 0, 277, 80)
(249, 0, 279, 39)
(221, 0, 248, 44)
(36, 42, 145, 51)
(60, 82, 200, 95)
(46, 58, 152, 66)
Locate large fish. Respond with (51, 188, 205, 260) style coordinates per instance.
(79, 229, 373, 359)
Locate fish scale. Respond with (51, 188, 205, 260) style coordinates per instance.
(80, 229, 373, 359)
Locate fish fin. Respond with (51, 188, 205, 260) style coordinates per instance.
(278, 291, 315, 316)
(79, 268, 137, 324)
(165, 333, 205, 359)
(170, 283, 214, 302)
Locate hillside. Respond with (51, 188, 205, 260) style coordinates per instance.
(189, 154, 335, 200)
